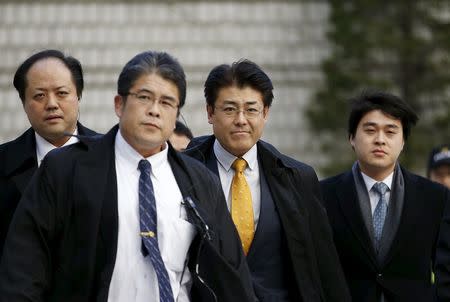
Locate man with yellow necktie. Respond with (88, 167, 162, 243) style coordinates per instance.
(185, 59, 350, 302)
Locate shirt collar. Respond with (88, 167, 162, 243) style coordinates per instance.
(115, 129, 169, 180)
(213, 139, 258, 172)
(360, 169, 394, 192)
(35, 127, 79, 166)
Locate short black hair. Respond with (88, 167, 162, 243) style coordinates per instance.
(117, 50, 186, 108)
(348, 90, 419, 141)
(174, 120, 193, 139)
(204, 59, 274, 108)
(13, 49, 84, 103)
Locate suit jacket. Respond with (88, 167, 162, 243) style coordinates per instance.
(0, 123, 98, 255)
(320, 167, 450, 302)
(0, 126, 255, 302)
(185, 135, 351, 302)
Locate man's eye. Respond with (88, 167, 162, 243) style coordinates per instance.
(138, 95, 151, 101)
(161, 100, 175, 108)
(34, 93, 45, 100)
(247, 108, 259, 113)
(223, 107, 236, 112)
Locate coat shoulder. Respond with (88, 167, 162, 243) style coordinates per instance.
(177, 151, 219, 183)
(320, 172, 348, 187)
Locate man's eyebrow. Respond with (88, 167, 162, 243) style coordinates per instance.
(361, 122, 400, 129)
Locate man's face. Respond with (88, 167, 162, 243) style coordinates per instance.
(23, 57, 79, 147)
(115, 73, 179, 158)
(350, 109, 405, 180)
(169, 133, 191, 151)
(430, 165, 450, 189)
(207, 85, 269, 157)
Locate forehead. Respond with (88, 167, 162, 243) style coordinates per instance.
(26, 58, 73, 85)
(359, 109, 402, 128)
(216, 85, 264, 105)
(131, 73, 179, 98)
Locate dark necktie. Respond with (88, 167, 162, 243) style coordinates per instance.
(138, 159, 174, 302)
(372, 182, 389, 251)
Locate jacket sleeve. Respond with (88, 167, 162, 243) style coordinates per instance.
(0, 161, 60, 302)
(435, 187, 450, 301)
(301, 167, 352, 302)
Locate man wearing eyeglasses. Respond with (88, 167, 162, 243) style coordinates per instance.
(185, 59, 350, 302)
(0, 51, 256, 302)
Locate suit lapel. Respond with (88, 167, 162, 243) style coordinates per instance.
(336, 172, 378, 266)
(377, 166, 405, 263)
(258, 145, 322, 302)
(3, 128, 37, 193)
(75, 127, 119, 281)
(380, 169, 421, 267)
(206, 148, 219, 176)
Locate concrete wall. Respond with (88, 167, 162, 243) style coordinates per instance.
(0, 1, 329, 166)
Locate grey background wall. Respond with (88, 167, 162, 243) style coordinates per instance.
(0, 1, 329, 168)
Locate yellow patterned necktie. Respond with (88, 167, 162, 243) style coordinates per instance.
(231, 158, 255, 255)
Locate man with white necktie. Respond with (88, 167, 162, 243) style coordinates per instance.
(320, 90, 450, 302)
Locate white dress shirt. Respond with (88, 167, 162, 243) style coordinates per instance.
(108, 131, 195, 302)
(35, 128, 79, 167)
(361, 171, 394, 215)
(213, 139, 261, 229)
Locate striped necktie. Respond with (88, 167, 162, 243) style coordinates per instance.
(138, 159, 174, 302)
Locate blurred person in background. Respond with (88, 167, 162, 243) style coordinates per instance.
(169, 120, 193, 151)
(0, 49, 97, 256)
(427, 144, 450, 189)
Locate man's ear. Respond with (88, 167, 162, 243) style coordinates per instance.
(262, 106, 270, 121)
(114, 95, 124, 118)
(349, 134, 356, 150)
(207, 104, 214, 124)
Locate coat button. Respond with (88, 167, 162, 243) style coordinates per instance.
(377, 273, 383, 278)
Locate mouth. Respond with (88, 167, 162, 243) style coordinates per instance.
(45, 115, 63, 122)
(142, 122, 159, 129)
(372, 149, 387, 156)
(231, 130, 250, 135)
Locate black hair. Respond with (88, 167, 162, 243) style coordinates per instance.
(117, 50, 186, 108)
(174, 120, 193, 139)
(13, 49, 83, 103)
(204, 59, 273, 108)
(348, 90, 419, 141)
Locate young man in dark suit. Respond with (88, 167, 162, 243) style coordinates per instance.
(0, 51, 255, 301)
(185, 59, 350, 302)
(0, 49, 97, 256)
(320, 91, 450, 301)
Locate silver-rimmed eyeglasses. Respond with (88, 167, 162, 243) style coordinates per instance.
(127, 91, 179, 111)
(215, 105, 263, 119)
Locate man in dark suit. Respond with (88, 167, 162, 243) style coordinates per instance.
(185, 59, 350, 302)
(320, 91, 450, 301)
(0, 49, 97, 256)
(0, 51, 255, 301)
